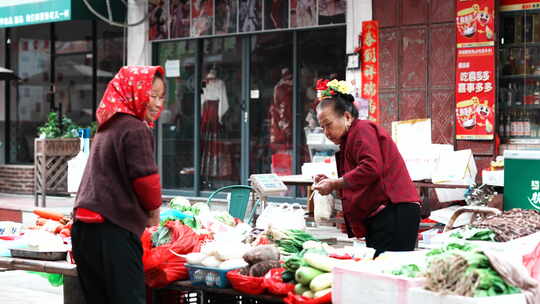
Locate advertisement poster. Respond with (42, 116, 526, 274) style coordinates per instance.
(170, 0, 190, 38)
(456, 0, 495, 48)
(215, 0, 237, 34)
(319, 0, 346, 25)
(239, 0, 262, 32)
(191, 0, 214, 37)
(501, 0, 540, 11)
(149, 0, 170, 40)
(290, 0, 317, 28)
(264, 0, 288, 29)
(455, 47, 495, 140)
(361, 21, 379, 123)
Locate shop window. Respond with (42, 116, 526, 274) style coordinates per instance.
(8, 24, 51, 163)
(297, 28, 345, 182)
(97, 23, 125, 118)
(250, 32, 293, 178)
(54, 21, 94, 128)
(200, 37, 242, 190)
(156, 40, 197, 190)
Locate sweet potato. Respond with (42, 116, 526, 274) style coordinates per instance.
(243, 245, 280, 265)
(248, 260, 282, 277)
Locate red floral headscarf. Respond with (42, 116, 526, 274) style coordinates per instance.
(96, 65, 165, 129)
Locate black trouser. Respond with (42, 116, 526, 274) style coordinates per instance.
(365, 203, 421, 258)
(71, 220, 145, 304)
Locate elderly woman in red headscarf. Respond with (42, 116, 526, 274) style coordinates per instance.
(71, 66, 166, 304)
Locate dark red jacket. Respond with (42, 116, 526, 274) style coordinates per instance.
(336, 119, 420, 238)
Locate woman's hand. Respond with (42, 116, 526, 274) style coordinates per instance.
(313, 178, 336, 195)
(147, 208, 161, 227)
(313, 174, 329, 184)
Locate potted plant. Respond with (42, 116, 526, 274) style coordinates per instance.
(35, 112, 81, 157)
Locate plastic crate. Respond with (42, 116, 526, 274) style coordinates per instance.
(185, 264, 242, 288)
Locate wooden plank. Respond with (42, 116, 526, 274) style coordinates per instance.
(0, 257, 77, 276)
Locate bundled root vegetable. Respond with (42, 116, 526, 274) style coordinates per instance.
(424, 249, 521, 297)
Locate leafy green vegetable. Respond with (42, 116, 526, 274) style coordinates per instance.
(152, 225, 172, 247)
(451, 228, 497, 242)
(389, 264, 422, 278)
(427, 242, 475, 256)
(275, 230, 318, 254)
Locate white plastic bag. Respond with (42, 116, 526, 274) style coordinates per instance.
(314, 192, 334, 222)
(256, 203, 306, 231)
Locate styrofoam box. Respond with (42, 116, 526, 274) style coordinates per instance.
(407, 288, 526, 304)
(332, 266, 426, 304)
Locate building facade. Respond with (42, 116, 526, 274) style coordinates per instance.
(2, 1, 536, 200)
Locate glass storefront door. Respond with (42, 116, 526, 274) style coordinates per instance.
(155, 27, 345, 198)
(156, 40, 197, 190)
(8, 25, 51, 163)
(54, 21, 94, 128)
(200, 37, 242, 191)
(249, 32, 293, 178)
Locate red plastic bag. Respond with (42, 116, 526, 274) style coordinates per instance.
(263, 268, 295, 296)
(283, 292, 332, 304)
(141, 220, 200, 288)
(226, 269, 266, 295)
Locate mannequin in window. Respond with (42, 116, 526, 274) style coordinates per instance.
(270, 68, 293, 176)
(200, 69, 232, 185)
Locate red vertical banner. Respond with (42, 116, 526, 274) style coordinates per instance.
(455, 47, 496, 140)
(361, 20, 379, 122)
(456, 0, 495, 140)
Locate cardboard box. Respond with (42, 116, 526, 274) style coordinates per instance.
(400, 144, 454, 181)
(407, 288, 526, 304)
(333, 266, 426, 304)
(432, 149, 477, 202)
(482, 169, 504, 187)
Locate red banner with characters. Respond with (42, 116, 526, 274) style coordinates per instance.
(456, 0, 495, 48)
(501, 0, 540, 11)
(455, 47, 495, 140)
(361, 21, 379, 122)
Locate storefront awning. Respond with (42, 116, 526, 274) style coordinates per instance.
(0, 0, 126, 28)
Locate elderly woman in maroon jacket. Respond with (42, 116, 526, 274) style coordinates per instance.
(313, 80, 420, 257)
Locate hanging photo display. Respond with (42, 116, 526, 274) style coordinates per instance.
(455, 47, 495, 140)
(456, 0, 495, 48)
(361, 20, 379, 123)
(264, 0, 288, 29)
(170, 0, 191, 38)
(290, 0, 317, 28)
(319, 0, 346, 25)
(239, 0, 262, 32)
(149, 0, 170, 40)
(215, 0, 238, 34)
(191, 0, 214, 37)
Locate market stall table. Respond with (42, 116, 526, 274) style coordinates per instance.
(0, 256, 84, 304)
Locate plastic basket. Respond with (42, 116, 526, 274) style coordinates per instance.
(185, 264, 242, 288)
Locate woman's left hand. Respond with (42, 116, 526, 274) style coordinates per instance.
(313, 179, 336, 195)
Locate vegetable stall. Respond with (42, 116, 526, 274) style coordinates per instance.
(2, 200, 540, 304)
